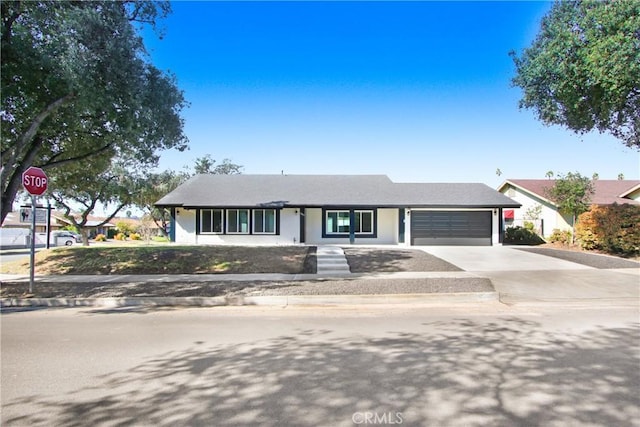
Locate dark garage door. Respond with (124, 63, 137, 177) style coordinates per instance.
(410, 211, 492, 246)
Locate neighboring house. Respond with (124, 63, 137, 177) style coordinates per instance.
(53, 214, 115, 238)
(1, 208, 68, 233)
(498, 179, 640, 237)
(111, 216, 163, 237)
(1, 209, 115, 239)
(155, 174, 520, 246)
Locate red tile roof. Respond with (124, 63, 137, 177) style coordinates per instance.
(503, 179, 640, 206)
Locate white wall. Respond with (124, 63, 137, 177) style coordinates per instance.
(502, 186, 571, 237)
(175, 208, 196, 244)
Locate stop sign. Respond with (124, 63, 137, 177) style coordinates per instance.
(22, 166, 48, 196)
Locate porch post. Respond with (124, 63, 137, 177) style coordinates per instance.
(349, 210, 355, 244)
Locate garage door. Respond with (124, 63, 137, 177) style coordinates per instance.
(410, 211, 492, 246)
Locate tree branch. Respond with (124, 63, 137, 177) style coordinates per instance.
(41, 142, 116, 169)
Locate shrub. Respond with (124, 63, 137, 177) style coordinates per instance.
(130, 233, 141, 240)
(548, 228, 572, 246)
(504, 226, 545, 245)
(576, 209, 599, 250)
(114, 232, 126, 241)
(116, 221, 135, 236)
(107, 229, 118, 239)
(577, 204, 640, 256)
(95, 234, 107, 242)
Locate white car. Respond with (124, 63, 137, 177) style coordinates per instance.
(52, 231, 76, 246)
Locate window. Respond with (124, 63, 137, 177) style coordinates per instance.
(200, 209, 223, 233)
(355, 210, 373, 234)
(253, 209, 276, 234)
(325, 209, 375, 235)
(227, 209, 249, 233)
(326, 210, 351, 234)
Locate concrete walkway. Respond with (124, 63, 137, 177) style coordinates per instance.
(315, 246, 350, 275)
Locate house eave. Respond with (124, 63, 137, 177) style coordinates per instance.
(499, 180, 557, 207)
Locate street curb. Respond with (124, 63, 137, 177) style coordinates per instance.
(499, 295, 640, 308)
(0, 291, 499, 308)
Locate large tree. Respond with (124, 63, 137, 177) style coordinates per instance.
(1, 1, 188, 223)
(511, 0, 640, 148)
(545, 172, 595, 243)
(192, 154, 243, 175)
(48, 156, 144, 246)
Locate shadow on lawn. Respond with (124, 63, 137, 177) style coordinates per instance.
(4, 318, 638, 426)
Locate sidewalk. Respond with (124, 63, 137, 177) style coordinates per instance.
(2, 245, 638, 309)
(2, 266, 638, 308)
(0, 271, 499, 307)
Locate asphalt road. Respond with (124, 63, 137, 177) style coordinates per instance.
(2, 304, 638, 426)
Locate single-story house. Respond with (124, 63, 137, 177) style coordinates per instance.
(155, 174, 520, 246)
(1, 208, 68, 233)
(1, 209, 115, 236)
(498, 179, 640, 237)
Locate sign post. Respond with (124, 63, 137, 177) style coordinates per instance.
(22, 167, 48, 294)
(28, 196, 36, 293)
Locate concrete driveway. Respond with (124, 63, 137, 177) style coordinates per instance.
(420, 246, 592, 271)
(418, 246, 639, 306)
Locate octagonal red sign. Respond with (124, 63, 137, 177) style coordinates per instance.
(22, 166, 48, 196)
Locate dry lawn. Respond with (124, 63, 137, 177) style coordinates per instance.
(1, 245, 317, 275)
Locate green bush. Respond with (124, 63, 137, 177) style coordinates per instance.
(548, 228, 572, 246)
(95, 234, 107, 242)
(504, 226, 545, 245)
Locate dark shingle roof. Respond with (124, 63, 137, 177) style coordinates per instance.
(156, 174, 521, 208)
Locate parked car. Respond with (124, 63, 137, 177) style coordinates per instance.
(51, 231, 76, 246)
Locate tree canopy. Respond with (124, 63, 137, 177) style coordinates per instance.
(136, 156, 243, 237)
(1, 1, 188, 223)
(545, 172, 595, 242)
(511, 0, 640, 148)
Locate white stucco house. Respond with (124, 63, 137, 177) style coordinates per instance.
(498, 179, 640, 237)
(156, 174, 520, 246)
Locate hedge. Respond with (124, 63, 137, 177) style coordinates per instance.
(576, 204, 640, 256)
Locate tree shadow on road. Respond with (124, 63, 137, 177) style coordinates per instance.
(3, 318, 639, 426)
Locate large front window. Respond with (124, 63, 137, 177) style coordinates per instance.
(200, 209, 223, 233)
(325, 209, 375, 235)
(326, 210, 351, 234)
(227, 209, 249, 233)
(253, 209, 276, 234)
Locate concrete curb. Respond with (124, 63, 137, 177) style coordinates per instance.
(1, 291, 499, 308)
(499, 295, 640, 308)
(0, 271, 480, 283)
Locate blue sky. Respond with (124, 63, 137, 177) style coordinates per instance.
(144, 1, 639, 188)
